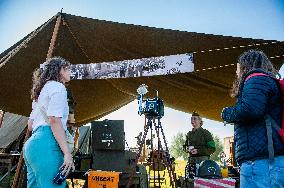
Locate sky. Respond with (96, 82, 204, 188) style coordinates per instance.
(0, 0, 283, 147)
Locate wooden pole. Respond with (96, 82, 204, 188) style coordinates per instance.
(0, 110, 5, 128)
(0, 14, 56, 68)
(12, 13, 62, 188)
(46, 14, 62, 59)
(11, 128, 31, 188)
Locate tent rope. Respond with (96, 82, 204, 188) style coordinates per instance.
(62, 16, 145, 64)
(270, 54, 284, 59)
(195, 63, 236, 72)
(192, 41, 283, 54)
(194, 54, 284, 72)
(62, 17, 94, 64)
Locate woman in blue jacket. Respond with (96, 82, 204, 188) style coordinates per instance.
(222, 50, 284, 188)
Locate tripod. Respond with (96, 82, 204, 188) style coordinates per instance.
(127, 116, 176, 188)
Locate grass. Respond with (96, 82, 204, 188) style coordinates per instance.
(147, 160, 187, 188)
(67, 179, 86, 188)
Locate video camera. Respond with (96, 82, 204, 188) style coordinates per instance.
(137, 84, 164, 118)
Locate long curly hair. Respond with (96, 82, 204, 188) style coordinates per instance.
(231, 50, 278, 97)
(31, 57, 71, 101)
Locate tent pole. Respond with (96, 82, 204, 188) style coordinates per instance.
(0, 14, 57, 68)
(46, 14, 62, 59)
(11, 128, 31, 188)
(12, 13, 62, 188)
(0, 110, 5, 128)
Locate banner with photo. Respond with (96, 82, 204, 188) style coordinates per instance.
(70, 53, 194, 80)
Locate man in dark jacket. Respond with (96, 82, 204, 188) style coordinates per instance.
(184, 111, 216, 164)
(221, 50, 284, 188)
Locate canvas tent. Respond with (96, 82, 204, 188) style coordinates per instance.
(0, 112, 91, 154)
(0, 112, 28, 152)
(0, 13, 283, 125)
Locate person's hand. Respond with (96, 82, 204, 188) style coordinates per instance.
(190, 149, 198, 155)
(60, 153, 75, 176)
(221, 107, 233, 122)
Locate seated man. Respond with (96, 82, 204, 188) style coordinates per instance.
(183, 111, 216, 164)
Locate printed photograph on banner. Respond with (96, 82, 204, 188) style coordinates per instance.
(70, 53, 194, 80)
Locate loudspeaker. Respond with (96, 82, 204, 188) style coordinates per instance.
(92, 150, 136, 173)
(91, 120, 125, 151)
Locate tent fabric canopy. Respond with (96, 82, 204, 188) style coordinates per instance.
(0, 112, 28, 151)
(0, 13, 284, 125)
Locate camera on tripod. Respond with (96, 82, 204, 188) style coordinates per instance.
(137, 84, 164, 118)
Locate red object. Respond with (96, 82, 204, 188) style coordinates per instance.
(194, 178, 236, 188)
(245, 73, 284, 143)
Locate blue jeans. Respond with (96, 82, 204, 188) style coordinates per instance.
(240, 156, 284, 188)
(23, 126, 66, 188)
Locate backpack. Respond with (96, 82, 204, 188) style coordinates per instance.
(245, 73, 284, 142)
(245, 73, 284, 161)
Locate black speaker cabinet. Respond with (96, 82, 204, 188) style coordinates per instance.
(91, 120, 125, 151)
(92, 150, 136, 173)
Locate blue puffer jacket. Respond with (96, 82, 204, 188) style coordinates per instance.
(222, 69, 284, 165)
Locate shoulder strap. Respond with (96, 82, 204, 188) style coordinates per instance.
(245, 73, 269, 82)
(245, 73, 279, 163)
(37, 106, 50, 124)
(265, 115, 274, 163)
(245, 73, 281, 129)
(268, 116, 281, 131)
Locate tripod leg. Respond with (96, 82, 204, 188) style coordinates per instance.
(153, 119, 161, 188)
(153, 121, 171, 187)
(126, 118, 151, 188)
(157, 118, 176, 188)
(149, 119, 157, 187)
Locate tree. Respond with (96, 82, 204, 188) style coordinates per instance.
(170, 133, 224, 162)
(170, 132, 188, 160)
(210, 135, 224, 161)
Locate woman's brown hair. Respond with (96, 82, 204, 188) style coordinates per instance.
(31, 57, 70, 101)
(231, 50, 278, 98)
